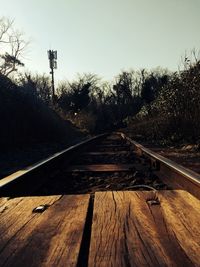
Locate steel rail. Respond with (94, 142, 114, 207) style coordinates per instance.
(1, 131, 200, 199)
(119, 132, 200, 198)
(0, 133, 108, 194)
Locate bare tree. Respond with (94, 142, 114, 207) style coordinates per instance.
(0, 17, 28, 76)
(17, 72, 52, 104)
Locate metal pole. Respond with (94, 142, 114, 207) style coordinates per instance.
(47, 49, 57, 103)
(51, 63, 55, 101)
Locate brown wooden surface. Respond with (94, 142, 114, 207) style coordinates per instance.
(89, 190, 200, 267)
(67, 164, 136, 172)
(0, 194, 90, 267)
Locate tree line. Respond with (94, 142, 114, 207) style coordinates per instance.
(1, 16, 200, 145)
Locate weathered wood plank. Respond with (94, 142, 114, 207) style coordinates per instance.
(89, 190, 200, 267)
(0, 196, 61, 247)
(67, 164, 136, 172)
(0, 194, 90, 267)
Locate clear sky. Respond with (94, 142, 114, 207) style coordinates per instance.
(1, 0, 200, 82)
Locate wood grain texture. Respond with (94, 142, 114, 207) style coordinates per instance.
(89, 190, 200, 267)
(0, 194, 90, 267)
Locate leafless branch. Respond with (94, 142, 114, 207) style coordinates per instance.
(0, 17, 28, 76)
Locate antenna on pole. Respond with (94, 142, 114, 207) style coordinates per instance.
(47, 49, 57, 103)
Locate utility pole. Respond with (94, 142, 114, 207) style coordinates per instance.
(47, 50, 57, 102)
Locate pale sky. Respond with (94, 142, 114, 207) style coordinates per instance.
(1, 0, 200, 82)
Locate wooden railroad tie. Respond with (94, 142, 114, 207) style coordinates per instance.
(81, 151, 130, 156)
(66, 164, 136, 172)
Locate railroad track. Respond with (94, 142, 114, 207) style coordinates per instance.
(1, 132, 200, 198)
(0, 132, 200, 267)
